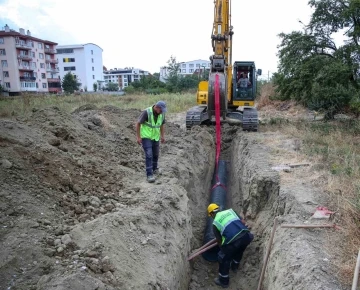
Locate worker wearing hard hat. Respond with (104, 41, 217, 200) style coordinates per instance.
(207, 203, 254, 288)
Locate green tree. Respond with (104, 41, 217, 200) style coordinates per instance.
(164, 55, 181, 92)
(106, 82, 119, 91)
(274, 0, 360, 118)
(62, 72, 80, 94)
(93, 82, 98, 92)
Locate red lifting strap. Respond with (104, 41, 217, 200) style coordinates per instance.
(213, 74, 226, 190)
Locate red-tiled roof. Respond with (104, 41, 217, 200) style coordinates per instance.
(0, 30, 57, 45)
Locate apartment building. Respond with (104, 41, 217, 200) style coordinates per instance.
(103, 68, 149, 90)
(160, 59, 211, 82)
(56, 43, 103, 92)
(0, 24, 61, 95)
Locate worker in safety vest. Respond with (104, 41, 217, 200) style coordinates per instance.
(136, 101, 167, 183)
(207, 203, 254, 288)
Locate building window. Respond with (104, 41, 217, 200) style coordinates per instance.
(41, 73, 46, 79)
(91, 50, 93, 55)
(56, 48, 74, 54)
(32, 62, 36, 68)
(64, 66, 76, 71)
(40, 63, 45, 68)
(39, 53, 44, 59)
(3, 71, 9, 77)
(182, 69, 186, 73)
(38, 43, 43, 49)
(33, 72, 37, 78)
(1, 60, 7, 67)
(92, 67, 94, 71)
(42, 83, 47, 88)
(92, 58, 94, 63)
(189, 64, 194, 68)
(36, 83, 39, 88)
(5, 82, 10, 88)
(63, 58, 75, 62)
(189, 69, 194, 73)
(202, 63, 207, 66)
(0, 49, 6, 55)
(93, 75, 95, 79)
(196, 64, 200, 67)
(182, 64, 186, 68)
(0, 38, 4, 44)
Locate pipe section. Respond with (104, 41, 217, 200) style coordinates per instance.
(202, 160, 228, 262)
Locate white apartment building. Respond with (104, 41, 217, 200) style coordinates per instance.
(0, 24, 61, 95)
(103, 68, 149, 90)
(160, 59, 211, 82)
(56, 43, 103, 92)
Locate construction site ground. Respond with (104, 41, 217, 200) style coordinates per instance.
(0, 102, 351, 290)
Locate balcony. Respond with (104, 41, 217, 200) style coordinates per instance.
(20, 87, 37, 92)
(20, 76, 36, 81)
(18, 65, 34, 71)
(45, 59, 58, 64)
(45, 48, 56, 54)
(18, 54, 33, 61)
(46, 67, 59, 73)
(48, 87, 62, 93)
(47, 78, 61, 82)
(15, 42, 32, 50)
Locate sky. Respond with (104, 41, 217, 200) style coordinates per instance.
(0, 0, 315, 77)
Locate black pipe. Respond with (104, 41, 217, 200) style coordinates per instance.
(202, 160, 228, 262)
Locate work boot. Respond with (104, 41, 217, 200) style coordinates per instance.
(147, 175, 155, 183)
(214, 278, 229, 288)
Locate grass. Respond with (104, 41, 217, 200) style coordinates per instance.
(0, 92, 196, 118)
(264, 117, 360, 284)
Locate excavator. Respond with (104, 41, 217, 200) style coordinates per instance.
(186, 0, 262, 131)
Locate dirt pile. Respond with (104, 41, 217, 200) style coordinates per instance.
(0, 104, 349, 290)
(0, 105, 215, 290)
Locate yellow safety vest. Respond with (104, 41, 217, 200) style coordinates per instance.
(140, 107, 164, 141)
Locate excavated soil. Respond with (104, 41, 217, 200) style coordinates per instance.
(0, 105, 348, 290)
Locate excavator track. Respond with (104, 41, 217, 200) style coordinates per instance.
(242, 107, 258, 131)
(186, 106, 209, 129)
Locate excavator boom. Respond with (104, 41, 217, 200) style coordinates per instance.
(185, 0, 261, 131)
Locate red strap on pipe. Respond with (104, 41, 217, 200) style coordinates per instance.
(214, 74, 221, 171)
(213, 74, 226, 190)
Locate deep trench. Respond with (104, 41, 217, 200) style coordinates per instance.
(178, 125, 345, 290)
(184, 126, 272, 290)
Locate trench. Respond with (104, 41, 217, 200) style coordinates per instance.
(178, 126, 345, 290)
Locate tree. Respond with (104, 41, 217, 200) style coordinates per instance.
(93, 82, 98, 92)
(62, 72, 80, 94)
(274, 0, 360, 118)
(164, 55, 181, 92)
(106, 82, 119, 91)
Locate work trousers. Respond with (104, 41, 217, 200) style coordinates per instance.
(141, 138, 159, 177)
(218, 232, 254, 285)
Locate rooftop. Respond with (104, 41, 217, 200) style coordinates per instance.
(0, 25, 57, 45)
(56, 43, 103, 51)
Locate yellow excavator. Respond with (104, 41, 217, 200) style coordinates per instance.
(186, 0, 262, 131)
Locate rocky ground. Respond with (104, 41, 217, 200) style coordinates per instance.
(0, 103, 349, 290)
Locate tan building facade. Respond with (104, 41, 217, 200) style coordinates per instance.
(0, 24, 61, 95)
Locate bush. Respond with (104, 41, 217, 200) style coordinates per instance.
(124, 86, 136, 94)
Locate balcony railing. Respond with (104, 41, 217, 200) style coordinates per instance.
(18, 54, 33, 60)
(20, 87, 37, 92)
(45, 59, 58, 64)
(47, 78, 61, 82)
(18, 65, 34, 71)
(15, 43, 32, 50)
(45, 48, 56, 54)
(20, 76, 36, 81)
(46, 67, 59, 73)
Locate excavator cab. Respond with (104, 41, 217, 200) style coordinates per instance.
(231, 61, 260, 108)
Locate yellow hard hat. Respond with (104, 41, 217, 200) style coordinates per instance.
(207, 203, 219, 216)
